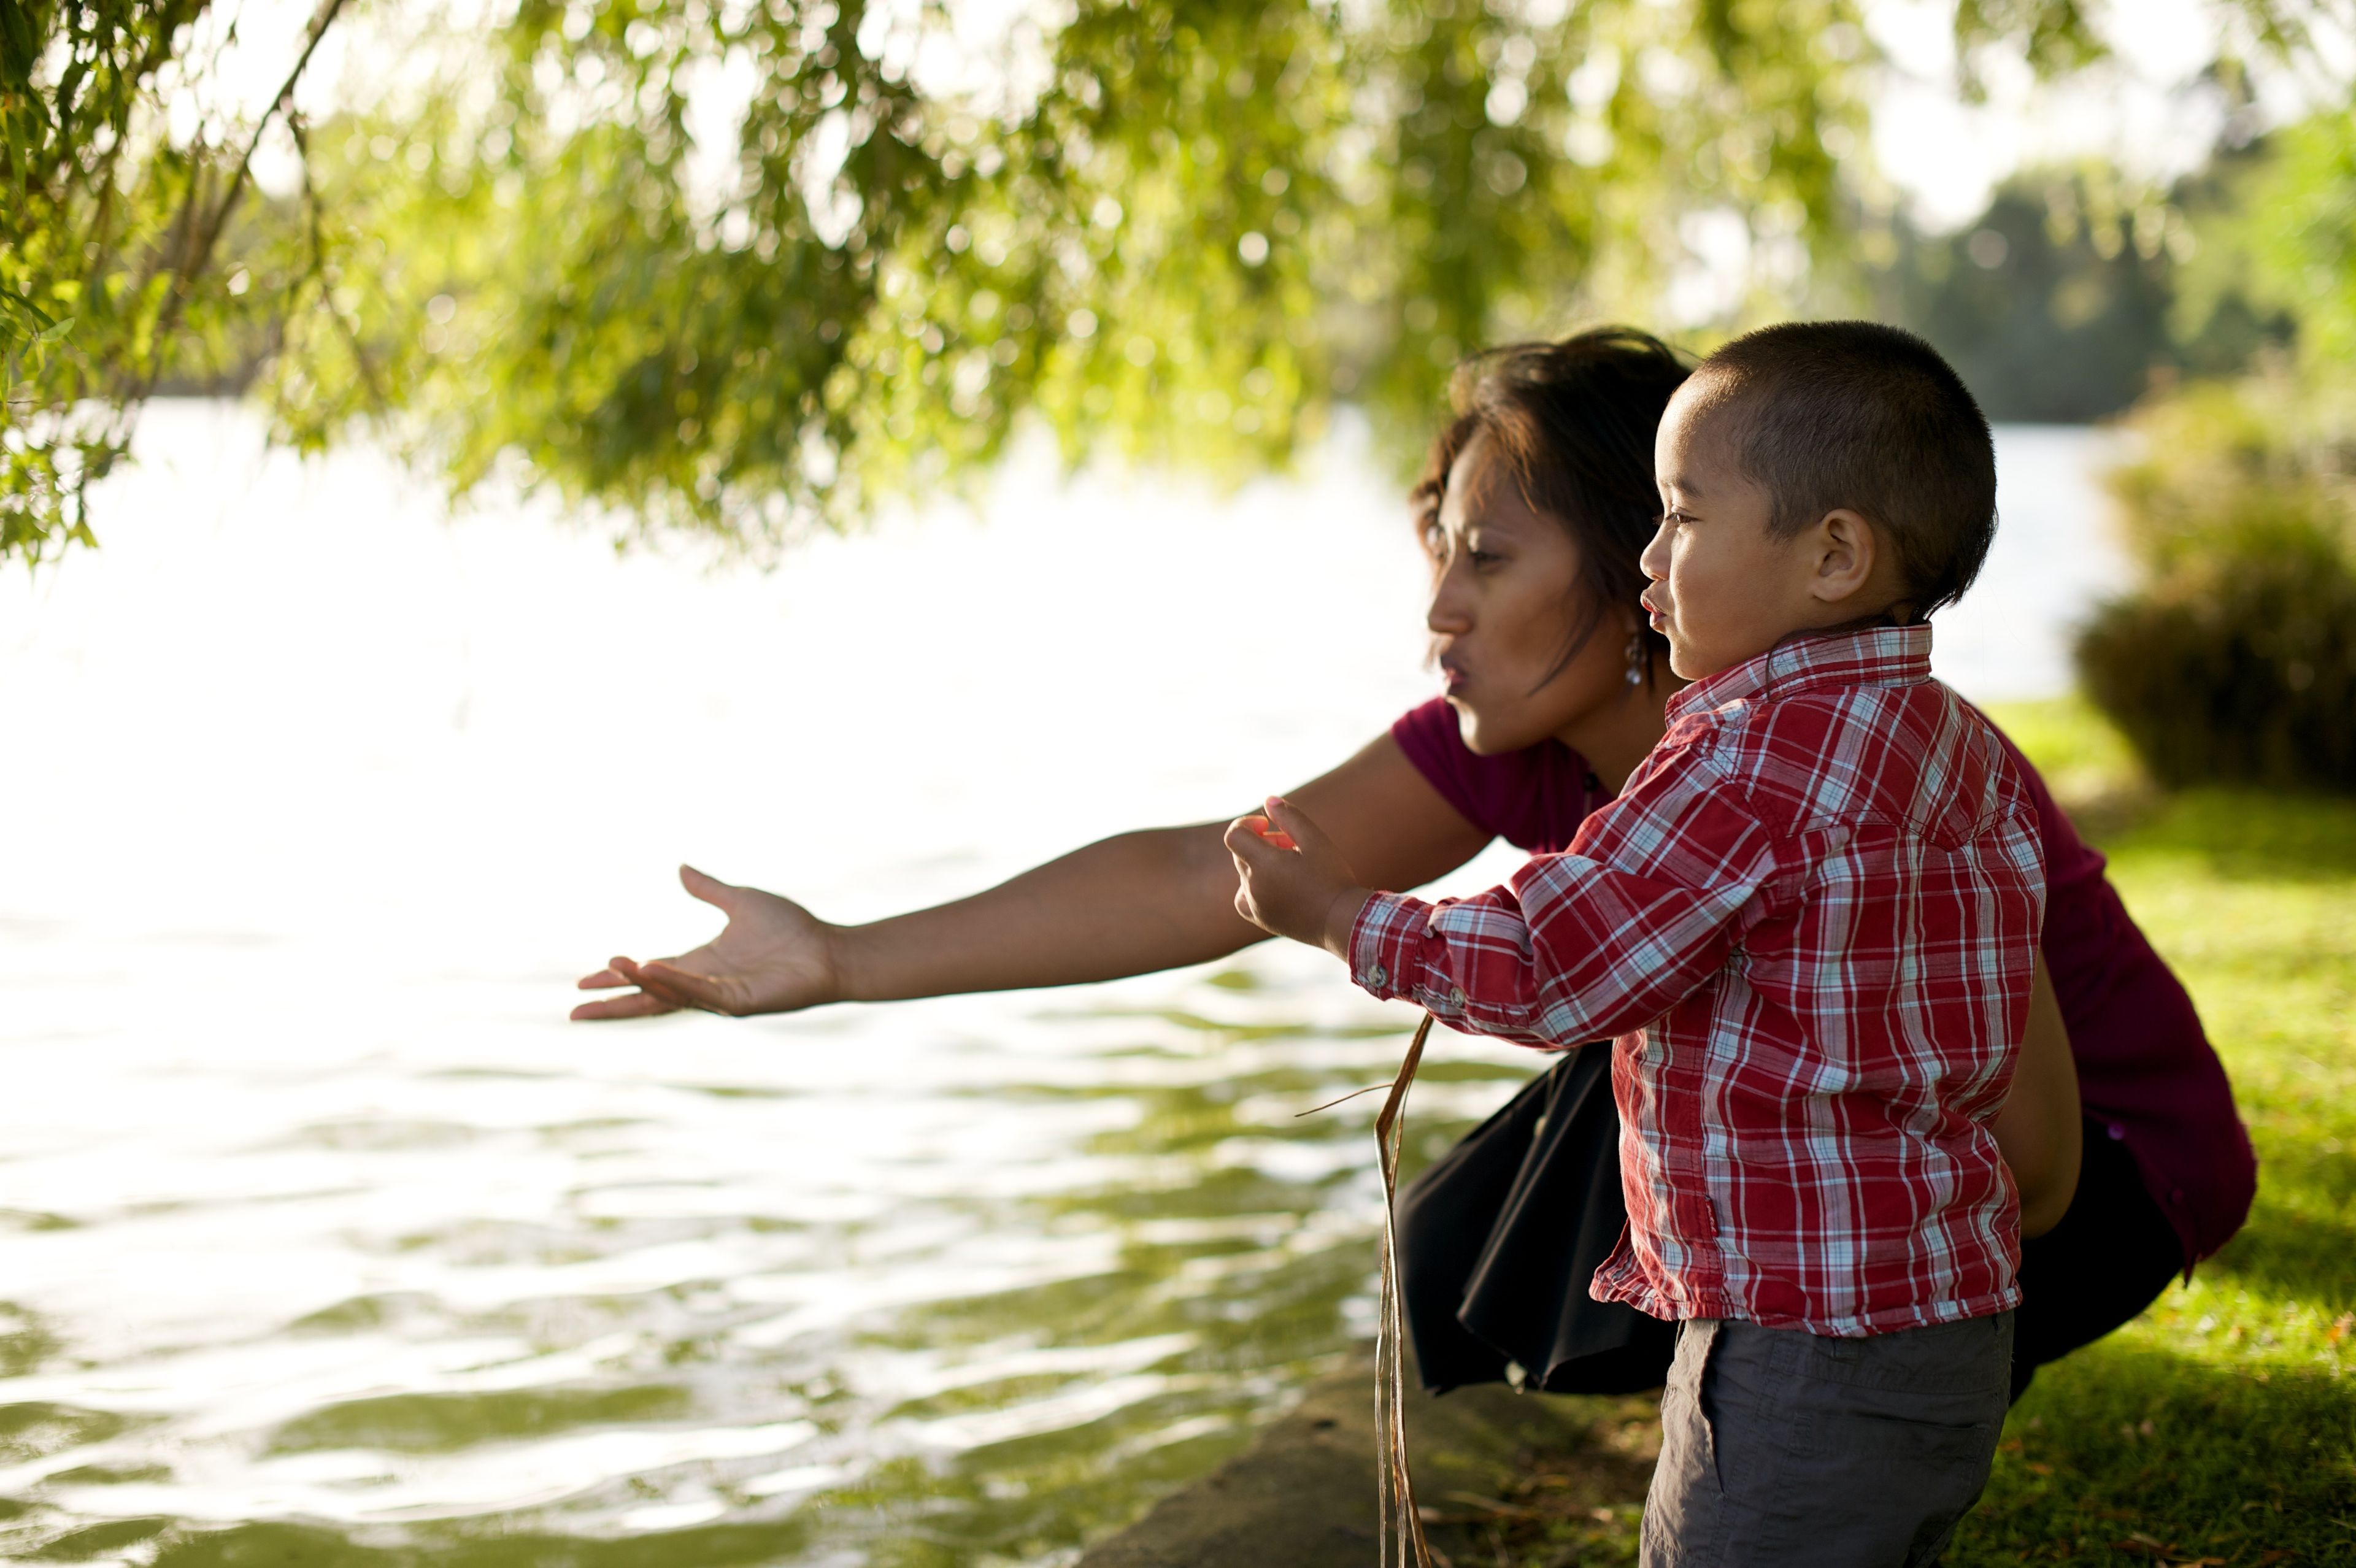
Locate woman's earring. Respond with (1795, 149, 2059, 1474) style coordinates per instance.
(1624, 632, 1647, 688)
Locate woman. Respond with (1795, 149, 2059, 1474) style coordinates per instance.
(575, 327, 2254, 1401)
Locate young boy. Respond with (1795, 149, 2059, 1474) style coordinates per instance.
(1226, 321, 2044, 1566)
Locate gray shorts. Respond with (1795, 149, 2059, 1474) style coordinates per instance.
(1640, 1312, 2014, 1568)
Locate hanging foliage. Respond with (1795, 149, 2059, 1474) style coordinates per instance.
(2, 0, 2346, 563)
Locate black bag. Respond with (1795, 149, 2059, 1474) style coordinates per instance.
(1396, 1043, 1677, 1395)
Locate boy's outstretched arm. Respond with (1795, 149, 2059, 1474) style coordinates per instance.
(1229, 793, 1764, 1052)
(1363, 737, 1779, 1047)
(1350, 855, 1761, 1048)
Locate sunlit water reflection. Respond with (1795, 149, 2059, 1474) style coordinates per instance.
(0, 405, 2121, 1566)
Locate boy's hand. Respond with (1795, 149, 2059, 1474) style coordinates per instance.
(1224, 796, 1372, 961)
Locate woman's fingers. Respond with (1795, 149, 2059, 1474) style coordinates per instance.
(570, 990, 680, 1021)
(571, 955, 726, 1020)
(618, 956, 741, 1015)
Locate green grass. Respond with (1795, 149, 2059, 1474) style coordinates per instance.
(1945, 699, 2356, 1566)
(1488, 697, 2356, 1566)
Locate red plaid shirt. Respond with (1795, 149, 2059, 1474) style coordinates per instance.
(1351, 625, 2046, 1335)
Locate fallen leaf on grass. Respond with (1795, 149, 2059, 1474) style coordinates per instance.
(2026, 1461, 2054, 1475)
(2328, 1313, 2351, 1345)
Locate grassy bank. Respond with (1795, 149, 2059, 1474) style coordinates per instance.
(1949, 698, 2356, 1565)
(1482, 696, 2356, 1566)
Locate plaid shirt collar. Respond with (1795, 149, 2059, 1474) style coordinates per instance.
(1666, 623, 1934, 722)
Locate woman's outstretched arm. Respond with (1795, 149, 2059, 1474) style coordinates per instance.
(572, 732, 1493, 1020)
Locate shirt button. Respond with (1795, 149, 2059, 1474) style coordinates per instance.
(1365, 963, 1388, 988)
(1449, 986, 1466, 1008)
(2108, 1123, 2127, 1140)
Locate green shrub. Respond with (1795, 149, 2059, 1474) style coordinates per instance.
(2077, 547, 2356, 791)
(2077, 369, 2356, 793)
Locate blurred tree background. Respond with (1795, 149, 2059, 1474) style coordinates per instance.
(4, 0, 2355, 791)
(2074, 104, 2356, 793)
(3, 0, 2347, 561)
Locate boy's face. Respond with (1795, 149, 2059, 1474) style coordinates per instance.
(1642, 382, 1892, 681)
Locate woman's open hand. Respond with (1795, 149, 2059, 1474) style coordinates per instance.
(1223, 796, 1371, 959)
(571, 866, 842, 1020)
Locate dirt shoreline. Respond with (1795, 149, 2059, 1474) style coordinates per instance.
(1076, 1352, 1663, 1567)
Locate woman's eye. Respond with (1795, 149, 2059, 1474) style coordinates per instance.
(1468, 548, 1501, 567)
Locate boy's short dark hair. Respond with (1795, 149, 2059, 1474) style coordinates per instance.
(1692, 321, 1996, 616)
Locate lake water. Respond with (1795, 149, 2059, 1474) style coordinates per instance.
(0, 405, 2128, 1566)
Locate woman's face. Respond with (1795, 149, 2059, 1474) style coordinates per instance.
(1422, 431, 1643, 755)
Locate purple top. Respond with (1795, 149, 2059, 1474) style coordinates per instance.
(1392, 696, 2256, 1267)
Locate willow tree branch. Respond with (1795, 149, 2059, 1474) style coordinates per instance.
(136, 0, 350, 388)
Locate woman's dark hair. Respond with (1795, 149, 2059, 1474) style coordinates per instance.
(1413, 326, 1692, 688)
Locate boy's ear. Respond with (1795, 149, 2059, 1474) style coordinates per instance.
(1804, 507, 1879, 605)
